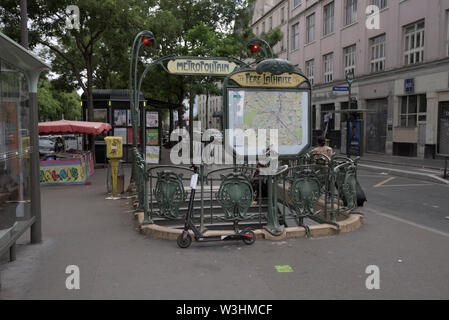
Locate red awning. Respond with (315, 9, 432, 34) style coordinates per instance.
(38, 120, 112, 135)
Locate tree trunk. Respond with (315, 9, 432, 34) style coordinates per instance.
(85, 56, 96, 164)
(169, 108, 174, 136)
(20, 0, 29, 49)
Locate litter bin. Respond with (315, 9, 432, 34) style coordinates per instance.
(106, 160, 125, 194)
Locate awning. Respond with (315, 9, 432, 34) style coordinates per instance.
(38, 120, 112, 135)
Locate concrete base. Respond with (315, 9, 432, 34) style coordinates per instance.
(133, 211, 363, 241)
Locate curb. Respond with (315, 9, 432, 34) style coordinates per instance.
(360, 158, 444, 172)
(133, 211, 364, 241)
(359, 163, 449, 185)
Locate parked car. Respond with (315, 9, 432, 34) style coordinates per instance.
(39, 136, 56, 157)
(39, 135, 64, 157)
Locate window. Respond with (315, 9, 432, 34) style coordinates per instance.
(262, 22, 265, 34)
(306, 13, 315, 44)
(0, 59, 32, 224)
(324, 53, 333, 83)
(280, 7, 285, 24)
(306, 60, 315, 85)
(404, 21, 425, 65)
(400, 94, 427, 128)
(344, 45, 356, 77)
(269, 16, 273, 30)
(370, 34, 386, 72)
(371, 0, 387, 9)
(294, 0, 302, 8)
(324, 2, 334, 36)
(292, 23, 300, 50)
(256, 26, 259, 36)
(345, 0, 358, 26)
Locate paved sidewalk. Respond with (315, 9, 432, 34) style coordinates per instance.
(0, 165, 449, 299)
(355, 152, 448, 171)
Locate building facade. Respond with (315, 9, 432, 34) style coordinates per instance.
(251, 0, 449, 158)
(196, 93, 223, 132)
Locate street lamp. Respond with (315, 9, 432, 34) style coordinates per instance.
(345, 70, 355, 157)
(129, 31, 155, 224)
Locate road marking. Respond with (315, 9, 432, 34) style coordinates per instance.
(373, 177, 396, 188)
(359, 164, 449, 185)
(377, 183, 435, 188)
(358, 174, 387, 177)
(275, 265, 293, 273)
(364, 208, 449, 239)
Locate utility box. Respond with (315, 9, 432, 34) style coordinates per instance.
(104, 136, 123, 159)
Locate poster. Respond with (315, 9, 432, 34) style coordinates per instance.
(146, 112, 159, 128)
(146, 146, 160, 164)
(146, 128, 159, 146)
(127, 110, 140, 126)
(114, 128, 127, 143)
(93, 109, 107, 122)
(348, 121, 361, 157)
(114, 110, 127, 126)
(127, 128, 141, 144)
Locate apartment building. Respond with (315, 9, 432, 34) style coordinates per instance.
(197, 94, 223, 132)
(251, 0, 449, 158)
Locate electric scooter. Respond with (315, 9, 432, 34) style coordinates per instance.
(177, 165, 256, 248)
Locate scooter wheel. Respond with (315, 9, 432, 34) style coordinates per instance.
(242, 229, 256, 245)
(177, 232, 192, 248)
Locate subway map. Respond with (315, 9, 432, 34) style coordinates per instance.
(228, 90, 306, 151)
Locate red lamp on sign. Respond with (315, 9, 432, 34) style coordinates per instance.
(141, 36, 154, 47)
(249, 44, 260, 54)
(247, 38, 273, 58)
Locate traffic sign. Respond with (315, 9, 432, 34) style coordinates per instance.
(333, 86, 350, 92)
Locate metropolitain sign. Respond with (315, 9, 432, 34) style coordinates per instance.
(167, 58, 238, 76)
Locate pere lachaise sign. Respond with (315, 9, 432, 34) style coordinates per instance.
(167, 58, 238, 76)
(230, 71, 306, 88)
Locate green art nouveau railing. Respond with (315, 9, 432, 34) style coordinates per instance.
(141, 150, 360, 236)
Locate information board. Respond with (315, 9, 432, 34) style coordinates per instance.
(226, 89, 309, 157)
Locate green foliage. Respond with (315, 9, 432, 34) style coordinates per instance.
(38, 78, 81, 121)
(1, 0, 281, 117)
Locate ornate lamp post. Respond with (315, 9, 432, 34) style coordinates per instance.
(129, 31, 155, 223)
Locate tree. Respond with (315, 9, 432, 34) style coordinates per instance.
(1, 0, 153, 161)
(37, 78, 81, 121)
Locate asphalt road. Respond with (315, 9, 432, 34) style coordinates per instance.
(357, 169, 449, 235)
(1, 167, 448, 300)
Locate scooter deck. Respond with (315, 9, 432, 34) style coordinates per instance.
(195, 234, 251, 242)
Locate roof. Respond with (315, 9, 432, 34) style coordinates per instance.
(38, 120, 112, 135)
(0, 32, 50, 73)
(81, 89, 145, 101)
(81, 89, 184, 109)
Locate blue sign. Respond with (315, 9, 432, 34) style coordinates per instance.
(405, 78, 415, 94)
(348, 121, 361, 157)
(333, 86, 350, 92)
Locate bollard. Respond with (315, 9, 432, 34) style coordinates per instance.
(445, 157, 448, 180)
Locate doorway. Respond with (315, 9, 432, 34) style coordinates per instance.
(366, 98, 388, 154)
(438, 101, 449, 156)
